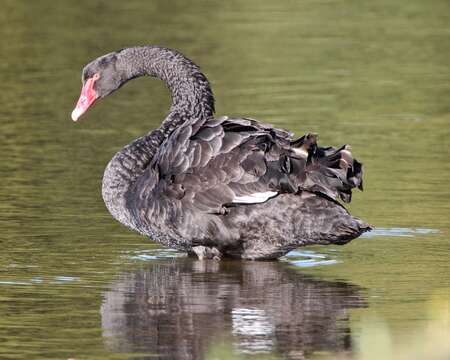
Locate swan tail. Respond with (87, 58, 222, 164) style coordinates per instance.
(330, 216, 372, 245)
(289, 193, 372, 247)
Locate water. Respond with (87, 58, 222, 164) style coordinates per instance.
(0, 0, 449, 359)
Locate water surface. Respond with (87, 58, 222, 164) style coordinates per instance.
(0, 0, 449, 359)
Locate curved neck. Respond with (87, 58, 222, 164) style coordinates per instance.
(102, 46, 214, 230)
(117, 46, 215, 129)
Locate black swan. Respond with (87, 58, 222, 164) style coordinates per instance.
(71, 46, 371, 260)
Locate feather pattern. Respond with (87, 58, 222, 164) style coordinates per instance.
(125, 115, 369, 258)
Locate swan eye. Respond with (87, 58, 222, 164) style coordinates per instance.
(93, 73, 100, 80)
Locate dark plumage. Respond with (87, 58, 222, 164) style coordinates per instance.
(72, 46, 371, 260)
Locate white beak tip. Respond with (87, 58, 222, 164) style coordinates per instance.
(71, 108, 83, 122)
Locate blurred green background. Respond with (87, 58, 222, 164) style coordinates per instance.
(0, 0, 448, 359)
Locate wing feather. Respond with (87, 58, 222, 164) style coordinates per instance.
(131, 116, 364, 237)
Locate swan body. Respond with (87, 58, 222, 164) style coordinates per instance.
(72, 46, 371, 260)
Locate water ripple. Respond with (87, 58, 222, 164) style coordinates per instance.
(126, 248, 186, 261)
(0, 276, 80, 286)
(362, 227, 439, 238)
(283, 250, 339, 268)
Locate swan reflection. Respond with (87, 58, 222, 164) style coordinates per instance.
(101, 259, 366, 359)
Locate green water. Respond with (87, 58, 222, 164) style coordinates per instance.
(0, 0, 449, 359)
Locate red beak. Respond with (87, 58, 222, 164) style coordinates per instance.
(71, 77, 98, 121)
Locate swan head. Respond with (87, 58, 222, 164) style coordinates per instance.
(72, 52, 125, 121)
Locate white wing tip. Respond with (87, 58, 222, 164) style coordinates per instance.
(233, 191, 278, 204)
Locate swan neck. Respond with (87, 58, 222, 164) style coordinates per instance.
(118, 46, 215, 126)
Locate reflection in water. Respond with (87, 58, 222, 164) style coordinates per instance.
(101, 259, 366, 359)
